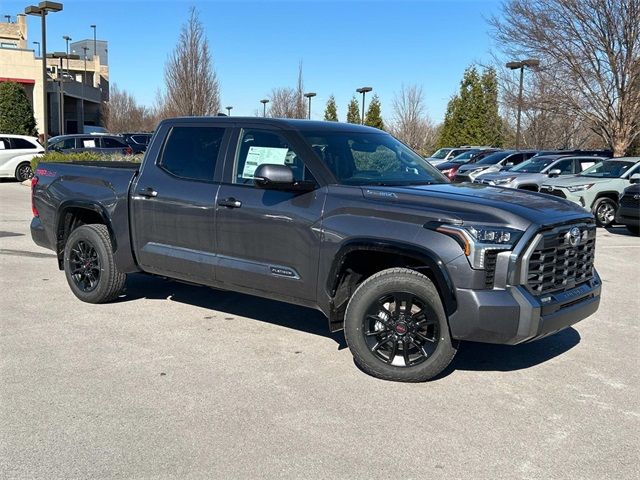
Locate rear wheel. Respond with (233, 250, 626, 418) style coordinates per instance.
(344, 268, 457, 382)
(592, 197, 617, 227)
(15, 162, 33, 182)
(63, 224, 126, 303)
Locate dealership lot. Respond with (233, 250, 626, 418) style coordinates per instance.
(1, 181, 638, 479)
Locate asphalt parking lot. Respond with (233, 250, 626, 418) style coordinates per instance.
(1, 180, 639, 480)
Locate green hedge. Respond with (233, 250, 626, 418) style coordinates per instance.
(31, 152, 143, 171)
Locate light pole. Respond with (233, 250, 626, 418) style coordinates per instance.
(4, 15, 11, 22)
(356, 86, 372, 125)
(62, 34, 71, 75)
(506, 59, 540, 149)
(33, 41, 40, 57)
(25, 1, 64, 152)
(90, 24, 96, 59)
(225, 106, 233, 116)
(82, 46, 88, 130)
(304, 92, 316, 119)
(260, 99, 269, 117)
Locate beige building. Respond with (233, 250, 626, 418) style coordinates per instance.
(0, 14, 109, 136)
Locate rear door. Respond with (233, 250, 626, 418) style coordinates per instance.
(214, 126, 326, 302)
(130, 121, 230, 284)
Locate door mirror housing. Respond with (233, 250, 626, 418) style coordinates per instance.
(630, 173, 640, 184)
(254, 164, 294, 188)
(548, 169, 562, 177)
(504, 162, 514, 167)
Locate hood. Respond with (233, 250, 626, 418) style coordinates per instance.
(623, 183, 640, 194)
(361, 183, 591, 231)
(541, 174, 616, 188)
(477, 171, 548, 182)
(457, 163, 494, 174)
(437, 161, 466, 171)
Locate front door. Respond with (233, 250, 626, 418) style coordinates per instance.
(130, 122, 229, 285)
(215, 127, 326, 302)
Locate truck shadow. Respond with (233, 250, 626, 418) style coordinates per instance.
(119, 273, 581, 376)
(117, 273, 347, 349)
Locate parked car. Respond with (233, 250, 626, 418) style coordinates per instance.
(0, 134, 44, 181)
(614, 182, 640, 235)
(48, 134, 133, 155)
(121, 132, 153, 154)
(453, 150, 537, 183)
(474, 155, 607, 191)
(437, 149, 502, 180)
(425, 147, 471, 166)
(540, 158, 640, 227)
(30, 117, 603, 382)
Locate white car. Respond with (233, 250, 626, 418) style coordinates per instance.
(0, 135, 44, 181)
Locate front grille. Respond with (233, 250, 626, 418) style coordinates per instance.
(620, 194, 639, 209)
(540, 187, 566, 199)
(526, 223, 596, 296)
(484, 250, 499, 288)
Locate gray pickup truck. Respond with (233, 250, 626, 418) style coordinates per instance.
(30, 117, 601, 382)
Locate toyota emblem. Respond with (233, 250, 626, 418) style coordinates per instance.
(567, 227, 581, 247)
(634, 194, 640, 200)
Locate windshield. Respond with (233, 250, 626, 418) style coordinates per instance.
(430, 148, 452, 159)
(510, 157, 557, 173)
(301, 131, 447, 186)
(476, 151, 511, 165)
(450, 149, 479, 162)
(580, 160, 636, 178)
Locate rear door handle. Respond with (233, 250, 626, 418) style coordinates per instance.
(218, 197, 242, 208)
(138, 187, 158, 198)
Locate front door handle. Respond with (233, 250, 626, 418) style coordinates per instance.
(138, 187, 158, 198)
(218, 197, 242, 208)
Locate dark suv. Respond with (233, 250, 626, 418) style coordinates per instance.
(48, 134, 133, 155)
(121, 133, 153, 154)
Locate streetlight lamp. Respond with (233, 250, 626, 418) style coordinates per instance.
(33, 41, 40, 57)
(260, 99, 269, 117)
(225, 106, 233, 116)
(62, 34, 71, 74)
(304, 92, 316, 119)
(4, 15, 11, 23)
(90, 24, 96, 60)
(356, 86, 372, 125)
(506, 59, 540, 149)
(25, 1, 64, 152)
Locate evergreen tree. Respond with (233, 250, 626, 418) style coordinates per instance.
(0, 82, 37, 136)
(324, 95, 339, 121)
(346, 96, 361, 124)
(364, 94, 384, 130)
(437, 66, 504, 148)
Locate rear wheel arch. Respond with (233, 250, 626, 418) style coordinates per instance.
(55, 202, 117, 268)
(326, 240, 457, 331)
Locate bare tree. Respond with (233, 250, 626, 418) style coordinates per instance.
(388, 84, 437, 155)
(163, 7, 220, 116)
(266, 62, 306, 119)
(491, 0, 640, 156)
(104, 84, 152, 133)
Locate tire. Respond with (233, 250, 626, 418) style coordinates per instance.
(344, 268, 457, 382)
(626, 225, 640, 236)
(15, 162, 33, 182)
(592, 197, 617, 227)
(63, 224, 126, 303)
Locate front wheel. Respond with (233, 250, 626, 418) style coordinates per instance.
(15, 162, 33, 182)
(592, 197, 617, 227)
(63, 224, 126, 303)
(344, 268, 457, 382)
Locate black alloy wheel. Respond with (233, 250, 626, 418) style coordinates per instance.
(68, 239, 101, 292)
(363, 292, 439, 367)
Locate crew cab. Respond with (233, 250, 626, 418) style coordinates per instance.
(31, 118, 602, 382)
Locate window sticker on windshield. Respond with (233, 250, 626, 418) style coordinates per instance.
(82, 139, 96, 148)
(242, 146, 288, 179)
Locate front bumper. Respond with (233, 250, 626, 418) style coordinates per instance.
(448, 272, 601, 345)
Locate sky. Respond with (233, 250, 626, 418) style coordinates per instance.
(3, 0, 503, 122)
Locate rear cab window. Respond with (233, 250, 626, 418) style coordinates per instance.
(159, 126, 226, 182)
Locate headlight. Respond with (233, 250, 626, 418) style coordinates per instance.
(566, 184, 595, 192)
(490, 176, 516, 185)
(436, 224, 523, 269)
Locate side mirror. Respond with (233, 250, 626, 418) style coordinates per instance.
(630, 173, 640, 184)
(548, 169, 562, 177)
(505, 162, 514, 167)
(253, 164, 294, 189)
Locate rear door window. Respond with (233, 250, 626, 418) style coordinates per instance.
(159, 126, 226, 182)
(11, 138, 38, 149)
